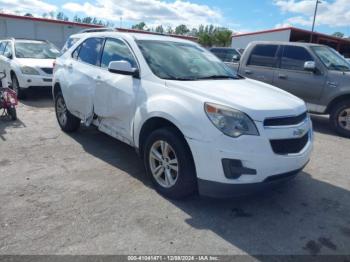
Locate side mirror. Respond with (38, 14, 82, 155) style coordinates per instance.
(232, 55, 240, 62)
(304, 61, 316, 72)
(108, 61, 139, 78)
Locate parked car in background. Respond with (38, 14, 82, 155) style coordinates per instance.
(235, 41, 350, 137)
(210, 47, 241, 70)
(53, 32, 313, 199)
(0, 38, 60, 98)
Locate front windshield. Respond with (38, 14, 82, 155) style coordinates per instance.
(15, 42, 60, 59)
(312, 46, 350, 72)
(136, 40, 237, 80)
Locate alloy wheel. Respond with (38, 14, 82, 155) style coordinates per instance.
(338, 108, 350, 131)
(149, 140, 179, 188)
(56, 96, 68, 127)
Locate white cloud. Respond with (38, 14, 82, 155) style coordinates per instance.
(0, 0, 57, 15)
(62, 0, 223, 28)
(274, 0, 350, 28)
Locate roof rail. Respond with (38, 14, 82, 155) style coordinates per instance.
(1, 37, 49, 43)
(78, 28, 117, 34)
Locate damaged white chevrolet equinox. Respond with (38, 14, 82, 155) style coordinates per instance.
(53, 32, 313, 199)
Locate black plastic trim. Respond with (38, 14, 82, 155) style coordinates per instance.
(198, 165, 308, 198)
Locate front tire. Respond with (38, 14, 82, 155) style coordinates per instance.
(55, 91, 80, 132)
(143, 127, 197, 199)
(11, 74, 25, 99)
(330, 100, 350, 138)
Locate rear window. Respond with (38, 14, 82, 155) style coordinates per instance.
(248, 45, 279, 68)
(281, 46, 313, 71)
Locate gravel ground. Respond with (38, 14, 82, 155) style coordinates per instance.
(0, 89, 349, 256)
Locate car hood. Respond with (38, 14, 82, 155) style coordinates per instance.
(166, 78, 306, 121)
(17, 58, 55, 68)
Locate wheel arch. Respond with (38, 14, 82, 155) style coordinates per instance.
(326, 94, 350, 114)
(138, 116, 186, 157)
(53, 82, 62, 99)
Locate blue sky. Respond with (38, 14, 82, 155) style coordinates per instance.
(2, 0, 350, 36)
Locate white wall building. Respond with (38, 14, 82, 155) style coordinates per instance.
(0, 13, 101, 48)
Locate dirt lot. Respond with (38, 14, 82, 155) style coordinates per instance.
(0, 89, 350, 256)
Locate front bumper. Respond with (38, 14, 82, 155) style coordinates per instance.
(198, 165, 306, 198)
(187, 118, 313, 197)
(17, 74, 52, 88)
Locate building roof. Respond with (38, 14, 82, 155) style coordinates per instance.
(0, 13, 198, 41)
(232, 27, 350, 45)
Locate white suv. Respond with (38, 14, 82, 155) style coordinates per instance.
(0, 38, 60, 98)
(53, 32, 313, 199)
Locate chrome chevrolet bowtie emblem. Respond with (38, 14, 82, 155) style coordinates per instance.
(293, 128, 307, 137)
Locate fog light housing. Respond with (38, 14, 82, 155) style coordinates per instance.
(222, 159, 257, 179)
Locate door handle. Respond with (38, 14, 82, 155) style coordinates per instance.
(278, 74, 287, 79)
(244, 70, 252, 75)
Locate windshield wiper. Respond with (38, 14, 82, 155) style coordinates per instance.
(163, 77, 196, 81)
(194, 75, 237, 80)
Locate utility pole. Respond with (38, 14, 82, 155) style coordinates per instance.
(310, 0, 321, 43)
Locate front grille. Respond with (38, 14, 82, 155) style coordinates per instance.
(264, 112, 307, 127)
(40, 68, 53, 75)
(270, 132, 309, 155)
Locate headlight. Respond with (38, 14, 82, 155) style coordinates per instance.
(20, 66, 39, 75)
(205, 102, 259, 137)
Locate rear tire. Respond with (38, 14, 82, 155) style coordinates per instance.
(7, 107, 17, 121)
(11, 74, 26, 99)
(143, 127, 197, 199)
(330, 100, 350, 138)
(55, 91, 80, 132)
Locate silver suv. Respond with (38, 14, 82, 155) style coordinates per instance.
(237, 41, 350, 137)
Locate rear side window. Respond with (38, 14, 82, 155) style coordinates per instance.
(101, 38, 137, 68)
(3, 42, 12, 57)
(77, 38, 104, 66)
(281, 46, 314, 71)
(0, 42, 5, 55)
(248, 45, 279, 68)
(61, 37, 81, 54)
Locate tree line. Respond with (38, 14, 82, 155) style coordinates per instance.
(22, 11, 114, 27)
(21, 12, 232, 47)
(132, 22, 233, 47)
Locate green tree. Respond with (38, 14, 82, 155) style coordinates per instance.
(56, 12, 64, 20)
(332, 32, 344, 38)
(155, 25, 164, 34)
(213, 29, 232, 47)
(73, 15, 82, 23)
(166, 26, 174, 34)
(132, 22, 146, 30)
(82, 17, 93, 24)
(24, 13, 33, 17)
(175, 24, 190, 35)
